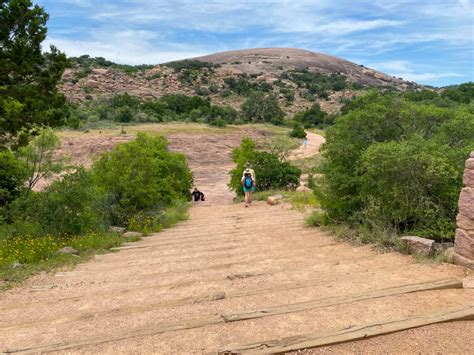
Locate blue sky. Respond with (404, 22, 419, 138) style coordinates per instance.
(38, 0, 473, 87)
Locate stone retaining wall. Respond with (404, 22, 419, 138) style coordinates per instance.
(453, 151, 474, 269)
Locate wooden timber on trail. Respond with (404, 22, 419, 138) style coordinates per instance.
(218, 304, 474, 354)
(3, 278, 463, 353)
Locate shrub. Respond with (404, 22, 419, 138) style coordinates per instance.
(359, 138, 460, 239)
(290, 123, 307, 139)
(0, 149, 26, 207)
(35, 168, 108, 237)
(92, 133, 192, 226)
(293, 103, 328, 128)
(241, 92, 285, 124)
(316, 91, 474, 240)
(229, 138, 301, 195)
(17, 128, 65, 191)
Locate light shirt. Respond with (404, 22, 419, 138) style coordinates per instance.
(242, 168, 256, 182)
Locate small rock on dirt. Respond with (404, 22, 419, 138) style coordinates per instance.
(267, 194, 284, 205)
(400, 236, 434, 256)
(296, 185, 312, 192)
(58, 246, 79, 255)
(123, 231, 143, 239)
(109, 226, 127, 234)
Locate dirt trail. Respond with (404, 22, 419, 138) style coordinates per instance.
(0, 129, 472, 354)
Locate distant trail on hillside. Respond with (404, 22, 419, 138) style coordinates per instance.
(289, 131, 325, 160)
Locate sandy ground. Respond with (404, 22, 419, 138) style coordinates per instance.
(1, 125, 472, 354)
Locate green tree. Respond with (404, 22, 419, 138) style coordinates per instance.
(316, 90, 474, 240)
(289, 123, 307, 139)
(241, 92, 285, 124)
(17, 128, 65, 191)
(0, 0, 69, 145)
(36, 168, 108, 236)
(229, 138, 301, 195)
(359, 138, 460, 238)
(293, 103, 328, 128)
(0, 148, 26, 206)
(92, 133, 192, 225)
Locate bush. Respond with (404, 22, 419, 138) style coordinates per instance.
(241, 92, 285, 124)
(229, 138, 301, 195)
(290, 123, 307, 139)
(92, 133, 192, 226)
(36, 168, 108, 237)
(251, 152, 301, 190)
(316, 91, 474, 240)
(359, 138, 460, 239)
(293, 103, 328, 128)
(0, 149, 26, 207)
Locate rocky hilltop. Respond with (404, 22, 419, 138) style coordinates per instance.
(193, 48, 404, 87)
(60, 48, 419, 114)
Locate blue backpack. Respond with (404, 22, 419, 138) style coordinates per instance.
(244, 172, 253, 188)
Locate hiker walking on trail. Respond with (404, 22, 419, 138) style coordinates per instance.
(241, 162, 256, 208)
(303, 138, 308, 149)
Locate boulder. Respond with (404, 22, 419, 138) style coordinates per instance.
(109, 226, 126, 234)
(400, 236, 435, 256)
(296, 185, 312, 193)
(86, 79, 101, 89)
(123, 231, 143, 239)
(453, 252, 474, 269)
(458, 188, 474, 220)
(466, 158, 474, 170)
(457, 213, 474, 231)
(463, 169, 474, 188)
(58, 246, 79, 255)
(267, 194, 284, 206)
(454, 228, 474, 259)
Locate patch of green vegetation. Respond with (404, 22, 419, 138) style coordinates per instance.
(223, 75, 274, 97)
(70, 55, 154, 73)
(293, 103, 331, 128)
(286, 70, 353, 99)
(163, 59, 218, 72)
(229, 138, 301, 195)
(0, 232, 127, 289)
(316, 90, 474, 243)
(1, 132, 192, 288)
(67, 93, 242, 128)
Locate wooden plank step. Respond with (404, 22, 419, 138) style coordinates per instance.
(218, 304, 474, 354)
(2, 279, 463, 353)
(1, 253, 387, 313)
(221, 278, 463, 322)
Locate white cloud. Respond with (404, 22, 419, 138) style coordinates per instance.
(44, 36, 208, 64)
